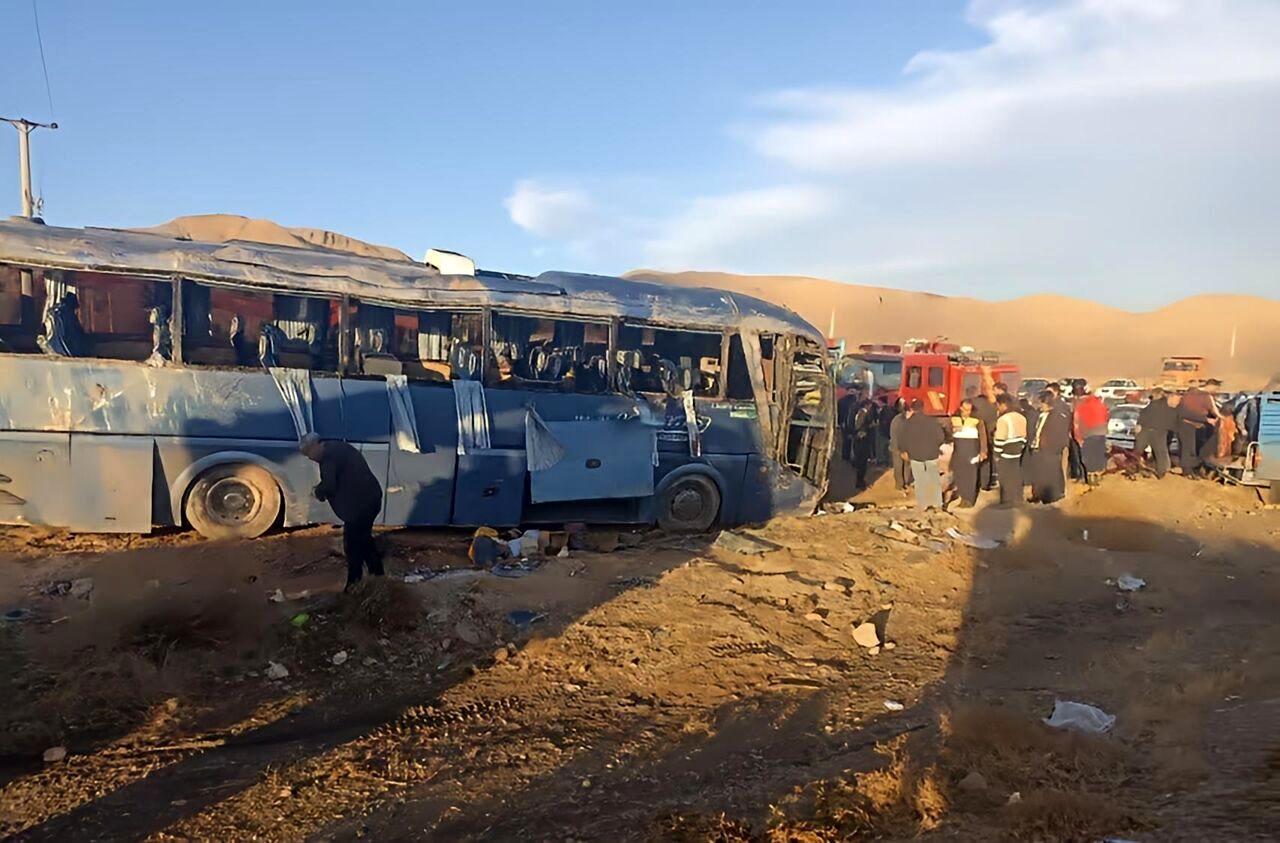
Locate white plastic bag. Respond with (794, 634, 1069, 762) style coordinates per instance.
(1044, 700, 1115, 734)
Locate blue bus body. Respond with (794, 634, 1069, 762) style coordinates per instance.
(0, 220, 832, 535)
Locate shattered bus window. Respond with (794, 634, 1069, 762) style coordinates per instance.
(617, 322, 723, 397)
(488, 312, 610, 392)
(351, 301, 483, 380)
(0, 264, 48, 352)
(182, 282, 339, 370)
(30, 270, 170, 362)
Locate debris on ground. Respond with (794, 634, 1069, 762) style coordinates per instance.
(883, 700, 905, 711)
(1116, 575, 1147, 592)
(506, 610, 546, 630)
(945, 526, 1002, 549)
(1043, 700, 1116, 734)
(713, 530, 784, 555)
(852, 622, 881, 649)
(42, 746, 67, 763)
(265, 662, 290, 680)
(331, 650, 349, 666)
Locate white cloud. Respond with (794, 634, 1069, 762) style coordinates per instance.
(504, 0, 1280, 305)
(645, 186, 833, 268)
(504, 180, 595, 239)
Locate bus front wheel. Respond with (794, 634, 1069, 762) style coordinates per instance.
(185, 464, 281, 540)
(656, 473, 721, 533)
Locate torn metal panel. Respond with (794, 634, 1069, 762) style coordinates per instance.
(0, 432, 71, 527)
(267, 368, 315, 440)
(452, 380, 492, 454)
(69, 435, 155, 533)
(0, 220, 824, 342)
(529, 419, 656, 504)
(385, 375, 421, 453)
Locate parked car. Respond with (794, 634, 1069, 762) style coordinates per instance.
(1107, 403, 1142, 448)
(1019, 377, 1050, 399)
(1096, 378, 1142, 402)
(1108, 402, 1179, 454)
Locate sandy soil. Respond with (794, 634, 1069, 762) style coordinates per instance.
(1, 467, 1278, 842)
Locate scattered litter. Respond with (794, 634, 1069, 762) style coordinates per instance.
(1116, 575, 1146, 592)
(331, 650, 349, 666)
(265, 662, 290, 680)
(714, 530, 783, 555)
(506, 610, 547, 630)
(557, 546, 570, 558)
(3, 608, 32, 623)
(507, 529, 545, 559)
(42, 746, 67, 763)
(853, 622, 881, 649)
(1043, 700, 1115, 734)
(1007, 791, 1022, 805)
(290, 612, 310, 628)
(813, 509, 827, 517)
(268, 589, 286, 603)
(43, 580, 72, 597)
(838, 501, 856, 513)
(69, 578, 94, 599)
(403, 574, 426, 584)
(491, 559, 541, 579)
(883, 700, 905, 711)
(945, 527, 1001, 550)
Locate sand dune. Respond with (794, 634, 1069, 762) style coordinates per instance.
(138, 215, 412, 263)
(627, 270, 1280, 389)
(135, 215, 1277, 388)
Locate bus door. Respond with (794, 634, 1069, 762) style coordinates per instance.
(337, 378, 392, 526)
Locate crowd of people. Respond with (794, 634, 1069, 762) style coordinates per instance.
(837, 377, 1249, 514)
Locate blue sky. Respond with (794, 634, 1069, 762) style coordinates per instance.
(2, 1, 1277, 308)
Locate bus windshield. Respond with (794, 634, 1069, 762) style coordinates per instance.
(835, 356, 902, 391)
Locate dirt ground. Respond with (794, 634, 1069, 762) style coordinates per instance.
(2, 463, 1279, 842)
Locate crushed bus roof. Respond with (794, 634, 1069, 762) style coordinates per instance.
(0, 218, 821, 340)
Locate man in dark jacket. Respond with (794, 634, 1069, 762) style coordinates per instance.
(1029, 390, 1071, 503)
(301, 434, 385, 589)
(1177, 384, 1218, 478)
(899, 399, 946, 512)
(1136, 388, 1177, 478)
(969, 386, 999, 491)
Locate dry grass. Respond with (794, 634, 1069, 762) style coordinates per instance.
(764, 706, 1144, 841)
(340, 577, 422, 632)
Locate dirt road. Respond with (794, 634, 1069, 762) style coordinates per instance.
(2, 473, 1278, 841)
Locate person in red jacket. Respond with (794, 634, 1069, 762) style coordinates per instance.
(1072, 387, 1110, 486)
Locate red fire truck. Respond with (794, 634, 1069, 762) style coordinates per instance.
(835, 340, 1020, 416)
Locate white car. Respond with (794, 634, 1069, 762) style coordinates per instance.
(1107, 403, 1142, 447)
(1096, 379, 1140, 401)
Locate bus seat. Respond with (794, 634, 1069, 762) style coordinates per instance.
(403, 360, 448, 382)
(362, 355, 403, 376)
(450, 343, 479, 380)
(38, 293, 88, 357)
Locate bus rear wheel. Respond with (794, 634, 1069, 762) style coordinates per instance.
(185, 464, 281, 540)
(656, 473, 721, 533)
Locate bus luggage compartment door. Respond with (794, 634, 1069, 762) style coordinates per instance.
(529, 420, 656, 504)
(69, 435, 155, 533)
(0, 432, 72, 528)
(453, 449, 525, 527)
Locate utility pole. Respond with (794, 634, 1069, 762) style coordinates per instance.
(2, 117, 58, 218)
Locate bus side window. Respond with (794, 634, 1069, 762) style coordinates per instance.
(488, 311, 611, 392)
(182, 282, 339, 371)
(928, 366, 944, 387)
(350, 301, 483, 381)
(618, 321, 723, 397)
(907, 366, 922, 388)
(0, 263, 48, 353)
(38, 270, 170, 362)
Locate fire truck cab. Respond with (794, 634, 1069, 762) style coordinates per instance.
(896, 341, 1021, 416)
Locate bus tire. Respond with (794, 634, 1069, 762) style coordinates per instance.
(656, 473, 721, 533)
(184, 463, 281, 540)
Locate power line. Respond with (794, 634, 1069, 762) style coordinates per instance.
(31, 0, 56, 120)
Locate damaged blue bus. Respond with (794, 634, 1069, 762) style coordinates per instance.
(0, 219, 833, 538)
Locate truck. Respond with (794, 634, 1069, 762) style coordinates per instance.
(1159, 356, 1208, 392)
(896, 340, 1021, 416)
(836, 339, 1020, 416)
